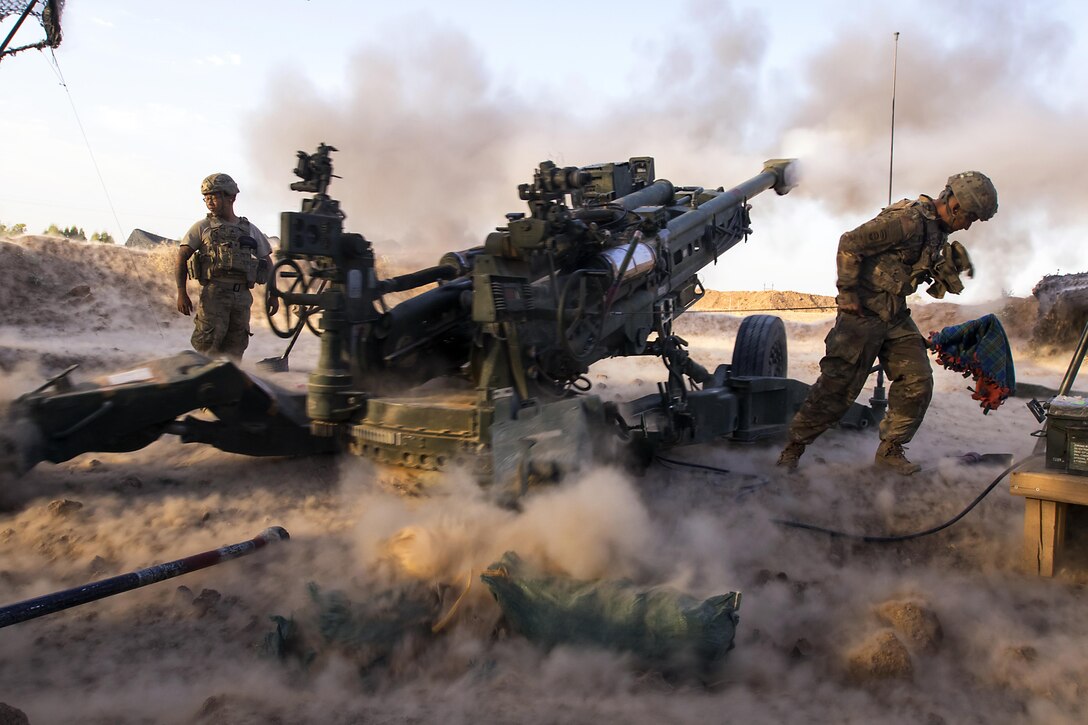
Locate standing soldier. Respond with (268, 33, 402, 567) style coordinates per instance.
(778, 171, 998, 474)
(175, 173, 277, 360)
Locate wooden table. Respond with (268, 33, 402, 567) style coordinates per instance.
(1010, 459, 1088, 576)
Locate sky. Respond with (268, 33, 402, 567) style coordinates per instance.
(2, 0, 1087, 300)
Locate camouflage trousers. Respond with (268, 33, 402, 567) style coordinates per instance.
(191, 281, 253, 360)
(787, 311, 933, 446)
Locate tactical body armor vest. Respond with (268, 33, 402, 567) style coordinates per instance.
(894, 200, 974, 299)
(187, 216, 270, 287)
(846, 197, 973, 317)
(863, 198, 946, 299)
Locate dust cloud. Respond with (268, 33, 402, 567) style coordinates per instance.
(1, 234, 1087, 723)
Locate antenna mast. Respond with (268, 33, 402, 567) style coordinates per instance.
(871, 32, 900, 419)
(888, 31, 900, 206)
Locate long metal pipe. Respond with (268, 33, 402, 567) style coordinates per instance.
(0, 527, 290, 628)
(609, 179, 676, 212)
(665, 169, 780, 239)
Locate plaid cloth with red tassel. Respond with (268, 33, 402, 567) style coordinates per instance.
(928, 313, 1016, 414)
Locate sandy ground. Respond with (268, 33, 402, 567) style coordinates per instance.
(1, 235, 1086, 724)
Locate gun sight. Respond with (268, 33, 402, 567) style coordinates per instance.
(291, 142, 340, 196)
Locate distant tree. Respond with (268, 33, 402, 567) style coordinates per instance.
(91, 231, 115, 244)
(55, 225, 87, 240)
(11, 223, 26, 234)
(0, 223, 6, 235)
(44, 223, 62, 236)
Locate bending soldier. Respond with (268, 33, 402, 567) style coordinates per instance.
(778, 171, 999, 474)
(175, 173, 277, 360)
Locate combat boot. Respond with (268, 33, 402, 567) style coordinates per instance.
(875, 440, 921, 475)
(777, 441, 806, 470)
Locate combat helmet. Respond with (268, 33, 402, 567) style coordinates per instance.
(201, 173, 239, 196)
(946, 171, 997, 221)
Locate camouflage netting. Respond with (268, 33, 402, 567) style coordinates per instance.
(0, 0, 63, 58)
(481, 551, 741, 672)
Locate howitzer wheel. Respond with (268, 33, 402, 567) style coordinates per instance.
(557, 270, 608, 365)
(266, 258, 308, 339)
(731, 314, 788, 377)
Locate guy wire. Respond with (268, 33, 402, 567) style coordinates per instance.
(44, 48, 169, 343)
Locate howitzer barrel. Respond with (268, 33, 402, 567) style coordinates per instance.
(610, 179, 675, 212)
(0, 526, 290, 629)
(377, 264, 459, 295)
(666, 159, 796, 239)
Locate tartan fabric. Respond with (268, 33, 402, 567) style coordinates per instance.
(928, 313, 1016, 413)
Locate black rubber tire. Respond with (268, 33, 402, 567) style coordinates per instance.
(731, 314, 788, 377)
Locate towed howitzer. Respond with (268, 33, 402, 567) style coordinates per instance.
(2, 146, 878, 495)
(0, 527, 289, 628)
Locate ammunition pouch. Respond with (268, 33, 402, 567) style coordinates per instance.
(186, 250, 207, 285)
(255, 256, 271, 286)
(867, 256, 913, 297)
(199, 223, 261, 287)
(909, 239, 973, 299)
(924, 240, 973, 299)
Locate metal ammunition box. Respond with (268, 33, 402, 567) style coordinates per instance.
(1046, 395, 1088, 475)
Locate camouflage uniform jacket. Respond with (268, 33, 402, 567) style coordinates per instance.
(835, 195, 947, 322)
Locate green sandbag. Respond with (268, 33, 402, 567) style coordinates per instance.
(261, 582, 437, 672)
(481, 551, 741, 668)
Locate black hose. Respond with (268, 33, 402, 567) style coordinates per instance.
(655, 455, 769, 497)
(656, 454, 730, 475)
(773, 455, 1041, 543)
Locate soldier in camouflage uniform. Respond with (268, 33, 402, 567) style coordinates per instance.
(778, 171, 998, 474)
(175, 173, 277, 360)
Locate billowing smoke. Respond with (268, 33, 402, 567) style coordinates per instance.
(245, 23, 535, 264)
(776, 3, 1086, 297)
(245, 1, 1087, 299)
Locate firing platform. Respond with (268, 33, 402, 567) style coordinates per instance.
(1010, 459, 1088, 576)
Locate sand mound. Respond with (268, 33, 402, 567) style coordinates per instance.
(689, 289, 1043, 345)
(1029, 272, 1088, 350)
(0, 235, 184, 375)
(0, 235, 176, 332)
(910, 296, 1039, 339)
(694, 289, 836, 314)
